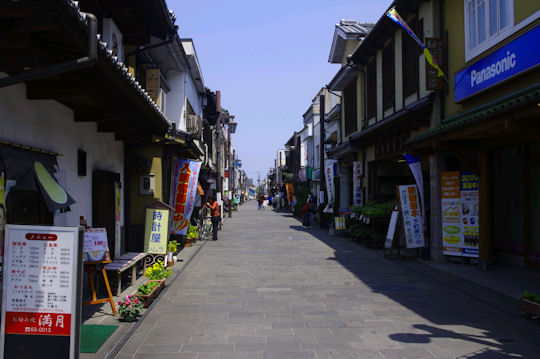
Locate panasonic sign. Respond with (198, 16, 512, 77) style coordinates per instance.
(455, 25, 540, 102)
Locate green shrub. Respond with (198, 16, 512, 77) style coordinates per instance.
(521, 291, 540, 304)
(351, 201, 395, 218)
(137, 281, 161, 295)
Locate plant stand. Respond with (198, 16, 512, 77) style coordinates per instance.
(520, 297, 540, 318)
(136, 279, 166, 308)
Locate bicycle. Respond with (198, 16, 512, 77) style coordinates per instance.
(197, 208, 213, 241)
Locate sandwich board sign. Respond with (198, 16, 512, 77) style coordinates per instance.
(1, 225, 83, 359)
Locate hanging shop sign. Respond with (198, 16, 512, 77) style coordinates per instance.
(352, 161, 363, 206)
(285, 182, 294, 204)
(404, 153, 425, 230)
(169, 159, 201, 236)
(299, 168, 307, 182)
(144, 202, 171, 254)
(323, 159, 337, 213)
(397, 185, 425, 248)
(441, 171, 479, 257)
(1, 225, 83, 359)
(454, 24, 540, 102)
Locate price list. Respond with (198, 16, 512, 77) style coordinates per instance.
(3, 229, 75, 336)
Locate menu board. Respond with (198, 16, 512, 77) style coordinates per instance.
(441, 171, 480, 257)
(83, 228, 109, 262)
(398, 185, 425, 248)
(1, 225, 82, 359)
(441, 171, 463, 256)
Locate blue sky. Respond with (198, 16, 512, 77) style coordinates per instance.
(168, 0, 393, 182)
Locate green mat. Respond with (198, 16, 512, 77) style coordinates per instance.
(80, 324, 118, 353)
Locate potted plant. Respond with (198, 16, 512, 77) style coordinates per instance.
(167, 240, 179, 267)
(117, 295, 143, 321)
(135, 281, 163, 307)
(186, 224, 199, 247)
(520, 291, 540, 317)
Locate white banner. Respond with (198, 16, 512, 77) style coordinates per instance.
(352, 161, 362, 206)
(404, 154, 425, 230)
(323, 160, 337, 213)
(398, 185, 425, 248)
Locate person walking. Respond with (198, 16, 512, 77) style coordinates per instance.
(202, 196, 220, 241)
(233, 194, 240, 211)
(257, 194, 265, 210)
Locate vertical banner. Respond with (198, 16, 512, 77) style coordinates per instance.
(441, 171, 463, 256)
(114, 181, 121, 258)
(169, 159, 202, 235)
(460, 172, 479, 257)
(285, 182, 294, 204)
(1, 225, 82, 359)
(299, 168, 307, 182)
(404, 153, 425, 230)
(323, 160, 337, 213)
(398, 185, 425, 248)
(352, 161, 363, 206)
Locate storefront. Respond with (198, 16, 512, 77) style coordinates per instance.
(410, 83, 540, 268)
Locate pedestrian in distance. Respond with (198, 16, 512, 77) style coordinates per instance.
(301, 202, 311, 228)
(202, 196, 220, 240)
(257, 194, 265, 210)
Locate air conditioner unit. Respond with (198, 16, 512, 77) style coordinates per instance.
(139, 173, 155, 195)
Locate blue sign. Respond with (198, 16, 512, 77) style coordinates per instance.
(454, 25, 540, 102)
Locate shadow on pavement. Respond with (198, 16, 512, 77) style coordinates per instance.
(278, 211, 540, 358)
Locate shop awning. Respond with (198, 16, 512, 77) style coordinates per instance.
(0, 143, 75, 212)
(408, 83, 540, 147)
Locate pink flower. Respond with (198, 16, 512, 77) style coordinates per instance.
(117, 301, 122, 305)
(128, 304, 131, 308)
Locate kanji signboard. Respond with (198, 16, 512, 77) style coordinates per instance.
(144, 207, 170, 254)
(398, 185, 425, 248)
(1, 225, 83, 359)
(169, 158, 201, 236)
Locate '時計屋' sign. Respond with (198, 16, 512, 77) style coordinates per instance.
(1, 225, 83, 359)
(454, 25, 540, 102)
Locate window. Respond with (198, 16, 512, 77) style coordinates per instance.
(366, 59, 377, 121)
(465, 0, 513, 60)
(402, 16, 421, 99)
(344, 80, 357, 136)
(382, 39, 395, 111)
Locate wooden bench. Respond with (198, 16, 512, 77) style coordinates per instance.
(104, 252, 147, 296)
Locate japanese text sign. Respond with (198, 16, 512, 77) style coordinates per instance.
(353, 161, 362, 206)
(83, 228, 109, 262)
(1, 225, 82, 359)
(398, 185, 425, 248)
(169, 159, 201, 235)
(144, 208, 170, 254)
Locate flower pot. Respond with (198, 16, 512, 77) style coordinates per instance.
(119, 313, 138, 322)
(520, 297, 540, 317)
(136, 279, 166, 308)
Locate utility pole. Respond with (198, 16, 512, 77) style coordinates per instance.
(227, 126, 232, 217)
(216, 91, 222, 199)
(319, 92, 325, 207)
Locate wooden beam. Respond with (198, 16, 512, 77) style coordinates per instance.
(74, 109, 110, 123)
(97, 122, 125, 133)
(27, 80, 84, 100)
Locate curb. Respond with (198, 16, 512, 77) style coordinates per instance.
(104, 239, 208, 359)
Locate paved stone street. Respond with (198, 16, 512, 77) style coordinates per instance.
(116, 202, 540, 359)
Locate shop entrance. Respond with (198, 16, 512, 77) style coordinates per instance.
(493, 142, 540, 268)
(92, 170, 121, 260)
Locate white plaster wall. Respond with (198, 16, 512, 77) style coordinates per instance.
(312, 122, 320, 170)
(0, 79, 124, 229)
(165, 69, 185, 130)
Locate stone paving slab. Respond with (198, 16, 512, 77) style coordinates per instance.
(115, 202, 540, 358)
